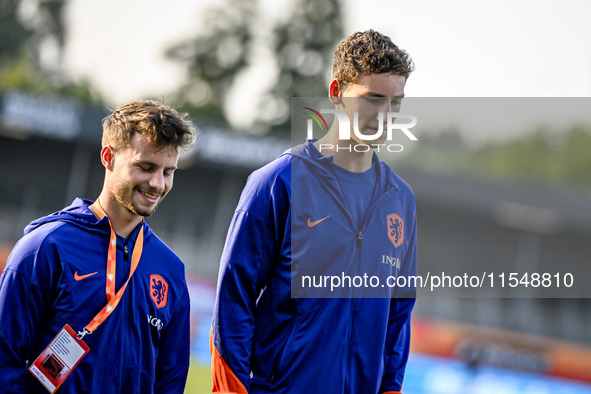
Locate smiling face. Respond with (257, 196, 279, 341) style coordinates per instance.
(338, 73, 406, 146)
(105, 133, 179, 219)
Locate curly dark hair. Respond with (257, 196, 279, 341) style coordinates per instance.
(102, 100, 196, 151)
(332, 29, 415, 83)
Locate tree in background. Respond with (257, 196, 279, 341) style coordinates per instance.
(0, 0, 32, 64)
(399, 125, 591, 189)
(166, 0, 255, 121)
(466, 125, 591, 188)
(167, 0, 343, 134)
(0, 0, 100, 102)
(255, 0, 342, 130)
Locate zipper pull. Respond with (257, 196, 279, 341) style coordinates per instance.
(124, 245, 129, 260)
(357, 231, 362, 247)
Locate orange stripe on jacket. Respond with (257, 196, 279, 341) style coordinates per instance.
(210, 329, 248, 394)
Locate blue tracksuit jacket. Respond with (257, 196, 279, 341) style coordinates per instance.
(0, 198, 190, 393)
(212, 141, 417, 393)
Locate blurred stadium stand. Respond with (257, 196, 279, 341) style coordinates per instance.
(2, 90, 591, 390)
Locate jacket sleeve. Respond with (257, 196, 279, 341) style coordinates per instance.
(211, 211, 275, 394)
(154, 297, 191, 393)
(380, 211, 417, 393)
(211, 165, 289, 394)
(0, 235, 60, 393)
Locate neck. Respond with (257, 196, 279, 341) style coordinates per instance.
(314, 124, 373, 173)
(93, 192, 142, 239)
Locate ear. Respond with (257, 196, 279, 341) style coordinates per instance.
(100, 145, 115, 171)
(328, 79, 343, 105)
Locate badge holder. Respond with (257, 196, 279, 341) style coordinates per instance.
(29, 325, 90, 393)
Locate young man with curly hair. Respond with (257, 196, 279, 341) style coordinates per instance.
(212, 30, 417, 394)
(0, 100, 196, 393)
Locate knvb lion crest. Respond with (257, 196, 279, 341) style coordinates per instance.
(387, 213, 404, 248)
(150, 274, 168, 309)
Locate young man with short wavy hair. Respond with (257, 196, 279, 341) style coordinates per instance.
(0, 100, 196, 393)
(212, 30, 417, 394)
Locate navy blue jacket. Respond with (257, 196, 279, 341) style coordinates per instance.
(212, 141, 417, 393)
(0, 199, 190, 393)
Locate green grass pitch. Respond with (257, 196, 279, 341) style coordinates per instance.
(185, 361, 211, 393)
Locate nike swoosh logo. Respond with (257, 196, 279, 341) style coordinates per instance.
(74, 271, 98, 281)
(307, 215, 330, 228)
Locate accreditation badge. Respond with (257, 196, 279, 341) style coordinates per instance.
(29, 324, 90, 393)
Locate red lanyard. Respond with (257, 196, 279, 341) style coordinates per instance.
(78, 201, 144, 338)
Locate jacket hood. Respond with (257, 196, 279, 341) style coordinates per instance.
(283, 139, 401, 192)
(24, 198, 114, 237)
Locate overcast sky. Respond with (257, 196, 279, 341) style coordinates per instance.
(347, 0, 591, 98)
(63, 0, 591, 139)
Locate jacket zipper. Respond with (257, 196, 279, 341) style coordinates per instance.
(318, 161, 402, 392)
(354, 187, 400, 249)
(346, 187, 401, 393)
